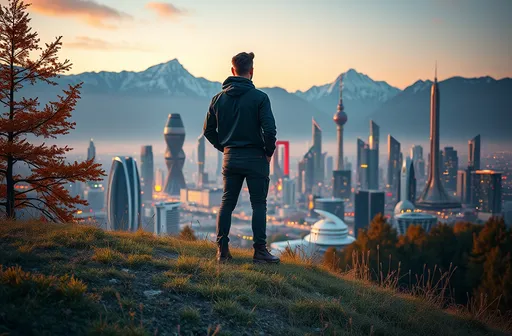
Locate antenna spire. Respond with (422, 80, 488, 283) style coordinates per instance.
(435, 61, 438, 82)
(337, 73, 344, 112)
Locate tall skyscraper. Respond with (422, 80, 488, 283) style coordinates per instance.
(387, 135, 401, 198)
(298, 150, 315, 194)
(298, 119, 323, 194)
(416, 68, 460, 210)
(356, 138, 367, 189)
(457, 168, 473, 205)
(197, 134, 208, 188)
(411, 145, 425, 180)
(106, 156, 141, 231)
(163, 114, 187, 195)
(367, 121, 380, 190)
(87, 139, 96, 161)
(473, 170, 502, 214)
(468, 134, 481, 170)
(354, 190, 385, 238)
(282, 177, 296, 206)
(441, 146, 458, 192)
(312, 118, 324, 184)
(400, 156, 416, 204)
(140, 145, 154, 202)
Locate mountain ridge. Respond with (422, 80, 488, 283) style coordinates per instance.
(25, 59, 512, 142)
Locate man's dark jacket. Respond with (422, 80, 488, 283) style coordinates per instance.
(203, 76, 277, 157)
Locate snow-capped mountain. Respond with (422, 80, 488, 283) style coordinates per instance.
(24, 59, 512, 142)
(52, 59, 222, 98)
(295, 69, 401, 103)
(293, 69, 402, 131)
(408, 79, 433, 94)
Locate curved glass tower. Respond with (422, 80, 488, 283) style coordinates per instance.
(106, 156, 141, 231)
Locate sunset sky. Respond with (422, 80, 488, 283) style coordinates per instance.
(7, 0, 511, 91)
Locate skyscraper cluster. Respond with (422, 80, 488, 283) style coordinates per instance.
(456, 135, 502, 219)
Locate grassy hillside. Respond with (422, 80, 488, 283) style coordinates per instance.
(0, 221, 505, 336)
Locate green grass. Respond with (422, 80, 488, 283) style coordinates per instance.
(0, 220, 509, 335)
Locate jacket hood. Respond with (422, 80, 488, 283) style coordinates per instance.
(222, 76, 255, 96)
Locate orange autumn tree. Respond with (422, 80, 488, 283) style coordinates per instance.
(0, 0, 104, 221)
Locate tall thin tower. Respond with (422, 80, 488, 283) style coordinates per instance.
(333, 74, 348, 170)
(87, 139, 96, 161)
(312, 118, 324, 184)
(140, 145, 154, 202)
(416, 66, 460, 210)
(197, 134, 207, 188)
(468, 134, 481, 170)
(367, 120, 380, 190)
(332, 75, 351, 200)
(387, 135, 401, 198)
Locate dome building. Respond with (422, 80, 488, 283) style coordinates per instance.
(394, 200, 415, 216)
(270, 209, 355, 259)
(393, 198, 437, 236)
(394, 211, 438, 236)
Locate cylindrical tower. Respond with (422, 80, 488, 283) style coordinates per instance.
(333, 74, 348, 170)
(163, 114, 187, 196)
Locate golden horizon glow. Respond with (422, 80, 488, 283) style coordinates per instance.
(6, 0, 510, 92)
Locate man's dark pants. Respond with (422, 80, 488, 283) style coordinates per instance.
(216, 148, 270, 248)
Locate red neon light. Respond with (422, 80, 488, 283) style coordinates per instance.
(276, 140, 290, 176)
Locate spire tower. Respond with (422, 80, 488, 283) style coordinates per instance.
(416, 66, 460, 210)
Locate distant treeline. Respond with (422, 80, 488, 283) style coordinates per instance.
(324, 216, 512, 312)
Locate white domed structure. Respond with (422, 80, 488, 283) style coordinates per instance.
(302, 209, 353, 246)
(394, 200, 415, 216)
(270, 209, 355, 259)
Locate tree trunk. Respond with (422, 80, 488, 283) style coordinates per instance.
(6, 24, 15, 220)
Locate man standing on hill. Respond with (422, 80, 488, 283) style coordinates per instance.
(203, 52, 280, 264)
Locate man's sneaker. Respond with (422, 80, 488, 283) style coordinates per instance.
(216, 244, 233, 263)
(253, 245, 280, 264)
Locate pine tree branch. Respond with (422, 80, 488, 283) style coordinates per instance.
(14, 37, 70, 86)
(13, 84, 80, 137)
